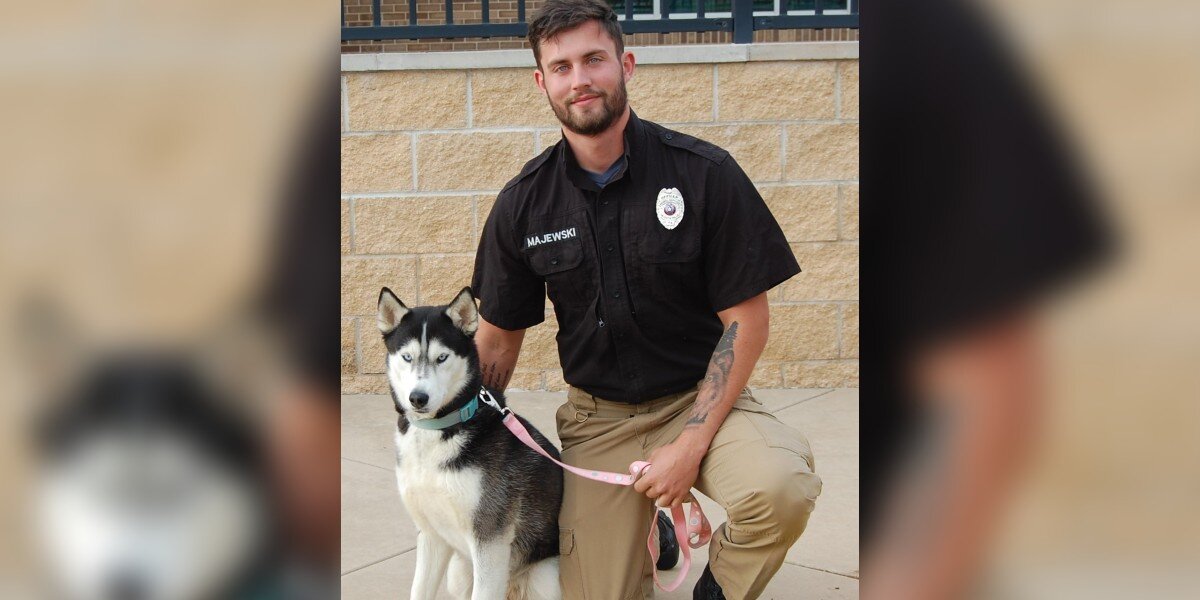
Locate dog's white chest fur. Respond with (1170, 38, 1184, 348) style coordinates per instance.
(393, 427, 482, 553)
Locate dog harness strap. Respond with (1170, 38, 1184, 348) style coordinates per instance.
(408, 395, 480, 430)
(492, 396, 713, 593)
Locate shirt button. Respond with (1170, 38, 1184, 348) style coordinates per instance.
(664, 247, 673, 255)
(612, 292, 620, 299)
(550, 258, 559, 265)
(665, 133, 673, 140)
(606, 245, 614, 252)
(602, 200, 609, 206)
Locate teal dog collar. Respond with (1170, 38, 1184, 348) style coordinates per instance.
(409, 394, 481, 430)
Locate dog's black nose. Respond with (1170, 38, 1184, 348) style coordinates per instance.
(409, 391, 429, 409)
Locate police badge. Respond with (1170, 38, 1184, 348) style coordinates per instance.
(656, 187, 684, 230)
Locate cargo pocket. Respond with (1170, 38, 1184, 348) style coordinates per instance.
(559, 528, 575, 556)
(558, 528, 584, 597)
(710, 526, 729, 564)
(733, 390, 817, 472)
(730, 387, 767, 412)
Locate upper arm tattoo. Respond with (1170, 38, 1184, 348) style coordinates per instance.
(686, 321, 738, 428)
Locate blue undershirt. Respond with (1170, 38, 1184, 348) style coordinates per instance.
(585, 156, 626, 189)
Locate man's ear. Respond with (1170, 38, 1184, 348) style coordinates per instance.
(534, 67, 547, 94)
(445, 287, 479, 336)
(377, 287, 409, 334)
(622, 50, 636, 83)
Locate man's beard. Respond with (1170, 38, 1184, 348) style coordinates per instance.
(550, 77, 628, 136)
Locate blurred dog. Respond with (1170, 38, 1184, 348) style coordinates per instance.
(34, 353, 272, 600)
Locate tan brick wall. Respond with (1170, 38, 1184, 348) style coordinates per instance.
(342, 53, 859, 393)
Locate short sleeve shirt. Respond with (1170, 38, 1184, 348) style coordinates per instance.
(472, 111, 800, 403)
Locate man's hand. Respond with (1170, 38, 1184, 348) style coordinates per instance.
(633, 433, 707, 507)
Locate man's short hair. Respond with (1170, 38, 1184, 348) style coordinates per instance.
(527, 0, 625, 70)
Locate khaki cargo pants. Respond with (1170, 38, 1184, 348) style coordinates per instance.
(556, 384, 822, 600)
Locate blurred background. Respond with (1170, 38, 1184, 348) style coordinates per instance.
(980, 0, 1200, 595)
(862, 1, 1200, 598)
(0, 1, 339, 598)
(1, 0, 1198, 598)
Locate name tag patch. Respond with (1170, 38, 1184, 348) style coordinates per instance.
(525, 227, 577, 248)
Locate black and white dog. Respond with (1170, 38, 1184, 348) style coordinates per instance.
(377, 286, 563, 600)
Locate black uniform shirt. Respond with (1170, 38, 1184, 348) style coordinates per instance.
(471, 111, 800, 403)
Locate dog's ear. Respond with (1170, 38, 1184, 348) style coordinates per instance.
(377, 287, 409, 334)
(445, 287, 479, 336)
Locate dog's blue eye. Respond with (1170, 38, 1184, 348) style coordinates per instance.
(437, 354, 449, 364)
(401, 353, 412, 363)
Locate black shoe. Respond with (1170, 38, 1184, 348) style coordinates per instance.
(655, 510, 680, 571)
(693, 565, 726, 600)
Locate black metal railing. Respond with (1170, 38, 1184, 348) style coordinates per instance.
(342, 0, 858, 45)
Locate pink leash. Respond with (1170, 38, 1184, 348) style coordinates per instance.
(479, 390, 713, 592)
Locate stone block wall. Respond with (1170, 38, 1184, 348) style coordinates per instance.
(342, 45, 858, 394)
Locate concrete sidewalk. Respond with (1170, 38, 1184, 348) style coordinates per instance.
(342, 388, 859, 599)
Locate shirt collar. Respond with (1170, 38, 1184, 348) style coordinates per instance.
(559, 109, 645, 191)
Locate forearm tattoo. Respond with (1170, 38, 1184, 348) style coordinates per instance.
(481, 361, 512, 391)
(686, 321, 738, 428)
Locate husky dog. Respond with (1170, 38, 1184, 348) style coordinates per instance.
(377, 286, 563, 600)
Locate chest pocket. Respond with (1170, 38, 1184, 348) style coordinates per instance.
(638, 219, 701, 263)
(631, 201, 707, 332)
(523, 215, 595, 310)
(636, 184, 703, 263)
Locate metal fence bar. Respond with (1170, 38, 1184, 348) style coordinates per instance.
(754, 13, 858, 30)
(342, 23, 528, 40)
(732, 0, 753, 43)
(342, 0, 856, 42)
(620, 18, 730, 34)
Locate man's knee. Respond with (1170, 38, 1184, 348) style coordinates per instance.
(727, 468, 822, 541)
